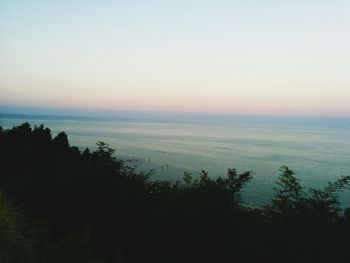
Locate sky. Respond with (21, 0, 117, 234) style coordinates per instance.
(1, 0, 350, 117)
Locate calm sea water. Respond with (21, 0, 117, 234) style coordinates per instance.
(1, 113, 350, 207)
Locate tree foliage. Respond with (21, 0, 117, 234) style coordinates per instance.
(0, 123, 350, 263)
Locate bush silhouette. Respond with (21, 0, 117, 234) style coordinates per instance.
(0, 123, 350, 263)
(0, 191, 37, 263)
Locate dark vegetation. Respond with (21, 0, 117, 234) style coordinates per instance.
(1, 123, 350, 262)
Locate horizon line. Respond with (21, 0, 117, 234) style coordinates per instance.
(1, 104, 350, 121)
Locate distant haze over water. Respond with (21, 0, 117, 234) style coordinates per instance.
(1, 112, 350, 207)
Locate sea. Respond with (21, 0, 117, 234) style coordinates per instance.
(1, 113, 350, 208)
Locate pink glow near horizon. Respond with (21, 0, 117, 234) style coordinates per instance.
(1, 1, 350, 117)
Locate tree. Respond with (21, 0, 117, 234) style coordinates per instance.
(308, 175, 350, 222)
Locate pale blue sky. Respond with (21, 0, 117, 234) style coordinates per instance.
(1, 1, 350, 116)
